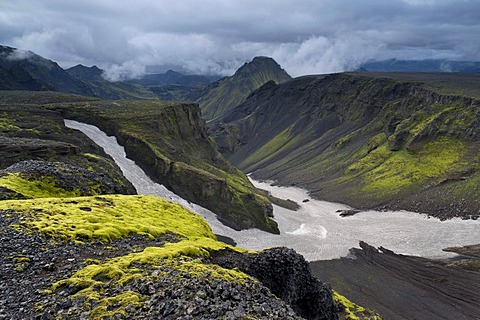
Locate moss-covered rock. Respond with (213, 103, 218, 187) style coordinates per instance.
(0, 192, 338, 319)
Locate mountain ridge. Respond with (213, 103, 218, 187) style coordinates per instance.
(209, 72, 480, 219)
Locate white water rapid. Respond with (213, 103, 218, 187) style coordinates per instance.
(65, 119, 480, 261)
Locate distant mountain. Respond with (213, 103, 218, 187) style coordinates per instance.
(197, 56, 292, 120)
(66, 64, 104, 81)
(209, 72, 480, 220)
(125, 70, 217, 101)
(0, 45, 157, 99)
(130, 70, 214, 87)
(361, 59, 480, 73)
(0, 45, 94, 94)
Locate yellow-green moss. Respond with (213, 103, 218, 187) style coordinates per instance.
(347, 137, 469, 196)
(52, 238, 251, 319)
(333, 291, 382, 320)
(1, 194, 215, 242)
(0, 173, 81, 198)
(89, 291, 144, 319)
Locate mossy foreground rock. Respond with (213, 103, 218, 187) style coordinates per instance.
(0, 194, 338, 319)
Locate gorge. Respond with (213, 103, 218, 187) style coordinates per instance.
(65, 119, 480, 261)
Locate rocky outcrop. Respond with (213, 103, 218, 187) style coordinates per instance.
(209, 247, 339, 320)
(0, 194, 338, 319)
(0, 136, 78, 168)
(209, 72, 480, 220)
(0, 99, 136, 197)
(2, 160, 135, 196)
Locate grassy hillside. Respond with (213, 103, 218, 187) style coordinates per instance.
(210, 73, 480, 219)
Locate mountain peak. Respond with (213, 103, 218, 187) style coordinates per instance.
(66, 64, 104, 81)
(235, 56, 288, 77)
(197, 56, 291, 120)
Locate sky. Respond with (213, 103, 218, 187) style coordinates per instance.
(1, 0, 479, 80)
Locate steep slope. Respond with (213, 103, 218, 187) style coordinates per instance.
(311, 242, 480, 320)
(209, 73, 480, 219)
(0, 45, 94, 94)
(197, 56, 291, 120)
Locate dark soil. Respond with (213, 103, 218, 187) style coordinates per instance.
(310, 242, 480, 320)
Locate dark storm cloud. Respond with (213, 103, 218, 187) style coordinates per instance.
(1, 0, 479, 79)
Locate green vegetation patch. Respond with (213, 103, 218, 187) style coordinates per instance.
(333, 290, 382, 320)
(347, 136, 469, 196)
(1, 194, 215, 242)
(0, 173, 81, 198)
(240, 126, 301, 172)
(52, 238, 251, 319)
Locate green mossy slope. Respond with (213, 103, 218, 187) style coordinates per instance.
(1, 194, 257, 319)
(210, 73, 480, 219)
(3, 195, 215, 242)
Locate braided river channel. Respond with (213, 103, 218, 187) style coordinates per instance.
(65, 119, 480, 261)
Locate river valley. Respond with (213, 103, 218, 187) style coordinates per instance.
(65, 119, 480, 261)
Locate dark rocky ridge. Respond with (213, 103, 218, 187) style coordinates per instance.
(310, 242, 480, 320)
(208, 247, 339, 320)
(209, 72, 480, 220)
(0, 45, 157, 100)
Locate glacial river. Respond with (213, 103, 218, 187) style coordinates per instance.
(65, 119, 480, 261)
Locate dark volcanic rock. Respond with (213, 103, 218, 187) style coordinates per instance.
(310, 241, 480, 320)
(336, 209, 361, 217)
(0, 212, 303, 320)
(0, 136, 78, 168)
(208, 247, 339, 320)
(3, 160, 135, 196)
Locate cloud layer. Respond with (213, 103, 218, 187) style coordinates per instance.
(1, 0, 479, 78)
